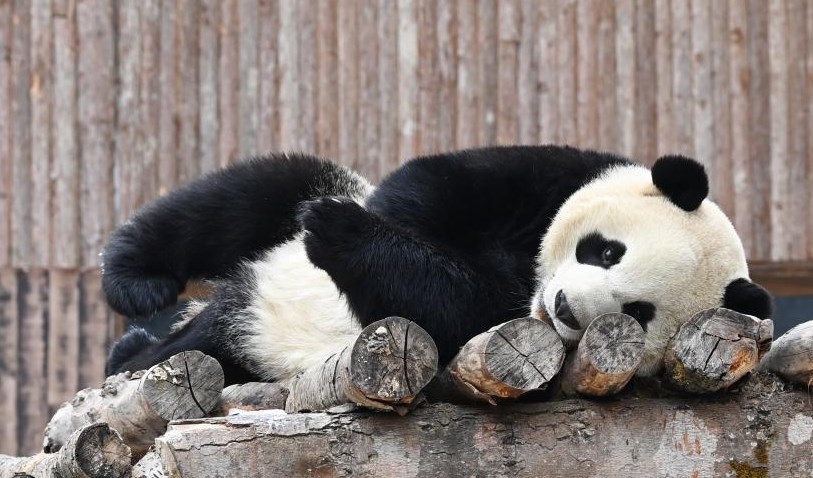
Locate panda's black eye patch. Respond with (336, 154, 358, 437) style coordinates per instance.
(576, 232, 626, 268)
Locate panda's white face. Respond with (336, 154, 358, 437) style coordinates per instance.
(530, 164, 749, 376)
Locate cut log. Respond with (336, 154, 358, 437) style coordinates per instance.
(759, 319, 813, 385)
(149, 373, 812, 477)
(560, 312, 645, 397)
(43, 350, 224, 459)
(214, 382, 289, 415)
(132, 449, 166, 478)
(663, 307, 774, 393)
(281, 316, 438, 414)
(429, 317, 565, 404)
(0, 423, 131, 478)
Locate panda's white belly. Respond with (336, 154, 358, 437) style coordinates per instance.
(242, 236, 361, 380)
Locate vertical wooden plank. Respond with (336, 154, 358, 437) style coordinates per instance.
(517, 0, 538, 145)
(692, 0, 713, 168)
(238, 0, 259, 157)
(575, 0, 598, 148)
(729, 0, 755, 257)
(456, 0, 478, 149)
(136, 0, 161, 208)
(115, 0, 142, 223)
(177, 0, 200, 183)
(634, 0, 657, 164)
(315, 0, 336, 158)
(298, 0, 317, 154)
(0, 0, 13, 267)
(29, 0, 51, 267)
(78, 270, 109, 390)
(157, 0, 177, 191)
(77, 0, 115, 268)
(397, 0, 418, 161)
(785, 0, 807, 261)
(16, 269, 48, 455)
(218, 0, 238, 167)
(808, 0, 813, 261)
(417, 0, 438, 154)
(615, 0, 635, 157)
(478, 0, 497, 145)
(556, 0, 576, 145)
(497, 0, 519, 145)
(654, 0, 673, 156)
(537, 0, 558, 145)
(199, 0, 220, 173)
(671, 0, 693, 157)
(358, 0, 379, 179)
(768, 0, 789, 261)
(0, 269, 18, 455)
(10, 0, 31, 268)
(257, 0, 279, 155)
(747, 0, 771, 261)
(278, 0, 300, 152)
(710, 0, 733, 218)
(436, 0, 456, 152)
(46, 270, 79, 415)
(377, 0, 399, 175)
(337, 0, 357, 165)
(51, 0, 79, 268)
(596, 0, 616, 152)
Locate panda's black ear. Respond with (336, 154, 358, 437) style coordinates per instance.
(723, 278, 774, 320)
(651, 155, 709, 211)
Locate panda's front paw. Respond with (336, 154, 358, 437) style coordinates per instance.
(298, 196, 376, 267)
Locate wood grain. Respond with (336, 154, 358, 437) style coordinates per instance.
(759, 320, 813, 385)
(0, 0, 11, 267)
(0, 270, 18, 455)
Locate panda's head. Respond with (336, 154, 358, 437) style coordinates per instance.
(530, 155, 773, 376)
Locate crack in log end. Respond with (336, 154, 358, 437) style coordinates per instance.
(703, 338, 722, 372)
(495, 330, 548, 384)
(403, 322, 413, 394)
(183, 352, 208, 417)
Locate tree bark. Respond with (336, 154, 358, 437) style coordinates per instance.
(0, 423, 131, 478)
(663, 307, 773, 393)
(428, 317, 565, 404)
(759, 319, 813, 385)
(149, 373, 812, 477)
(43, 350, 224, 459)
(560, 312, 644, 397)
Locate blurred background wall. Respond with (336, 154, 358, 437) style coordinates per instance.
(1, 0, 812, 455)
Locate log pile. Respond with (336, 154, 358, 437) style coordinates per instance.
(1, 309, 811, 478)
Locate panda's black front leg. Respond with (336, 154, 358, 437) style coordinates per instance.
(300, 197, 502, 364)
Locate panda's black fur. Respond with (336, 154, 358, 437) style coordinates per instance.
(104, 145, 771, 384)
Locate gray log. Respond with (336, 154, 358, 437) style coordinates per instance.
(560, 313, 644, 397)
(663, 307, 774, 393)
(759, 319, 813, 385)
(281, 316, 438, 414)
(43, 350, 224, 459)
(213, 382, 290, 415)
(132, 449, 166, 478)
(150, 373, 812, 477)
(431, 317, 565, 404)
(0, 423, 131, 478)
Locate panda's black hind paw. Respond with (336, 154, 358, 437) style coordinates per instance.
(102, 272, 181, 319)
(298, 196, 376, 267)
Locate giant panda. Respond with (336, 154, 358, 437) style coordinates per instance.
(103, 146, 773, 385)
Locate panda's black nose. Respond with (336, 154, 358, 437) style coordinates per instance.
(555, 290, 580, 330)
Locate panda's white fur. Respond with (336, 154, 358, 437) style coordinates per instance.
(530, 164, 748, 376)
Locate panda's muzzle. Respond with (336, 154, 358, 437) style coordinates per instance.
(554, 290, 581, 330)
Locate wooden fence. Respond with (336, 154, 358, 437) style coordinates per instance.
(0, 0, 811, 455)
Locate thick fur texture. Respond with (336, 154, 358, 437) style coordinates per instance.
(105, 146, 772, 384)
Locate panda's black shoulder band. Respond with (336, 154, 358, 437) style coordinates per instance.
(651, 155, 709, 212)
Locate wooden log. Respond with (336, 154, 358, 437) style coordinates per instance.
(430, 317, 565, 405)
(0, 423, 131, 478)
(43, 351, 224, 459)
(150, 374, 813, 477)
(560, 313, 644, 397)
(132, 449, 165, 478)
(213, 382, 289, 415)
(282, 317, 438, 414)
(663, 308, 773, 394)
(759, 320, 813, 386)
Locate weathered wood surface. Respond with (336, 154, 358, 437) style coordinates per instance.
(132, 449, 165, 478)
(214, 382, 289, 416)
(151, 374, 813, 478)
(760, 319, 813, 385)
(43, 351, 224, 459)
(430, 317, 564, 404)
(560, 313, 644, 397)
(664, 308, 774, 394)
(283, 317, 438, 414)
(0, 423, 131, 478)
